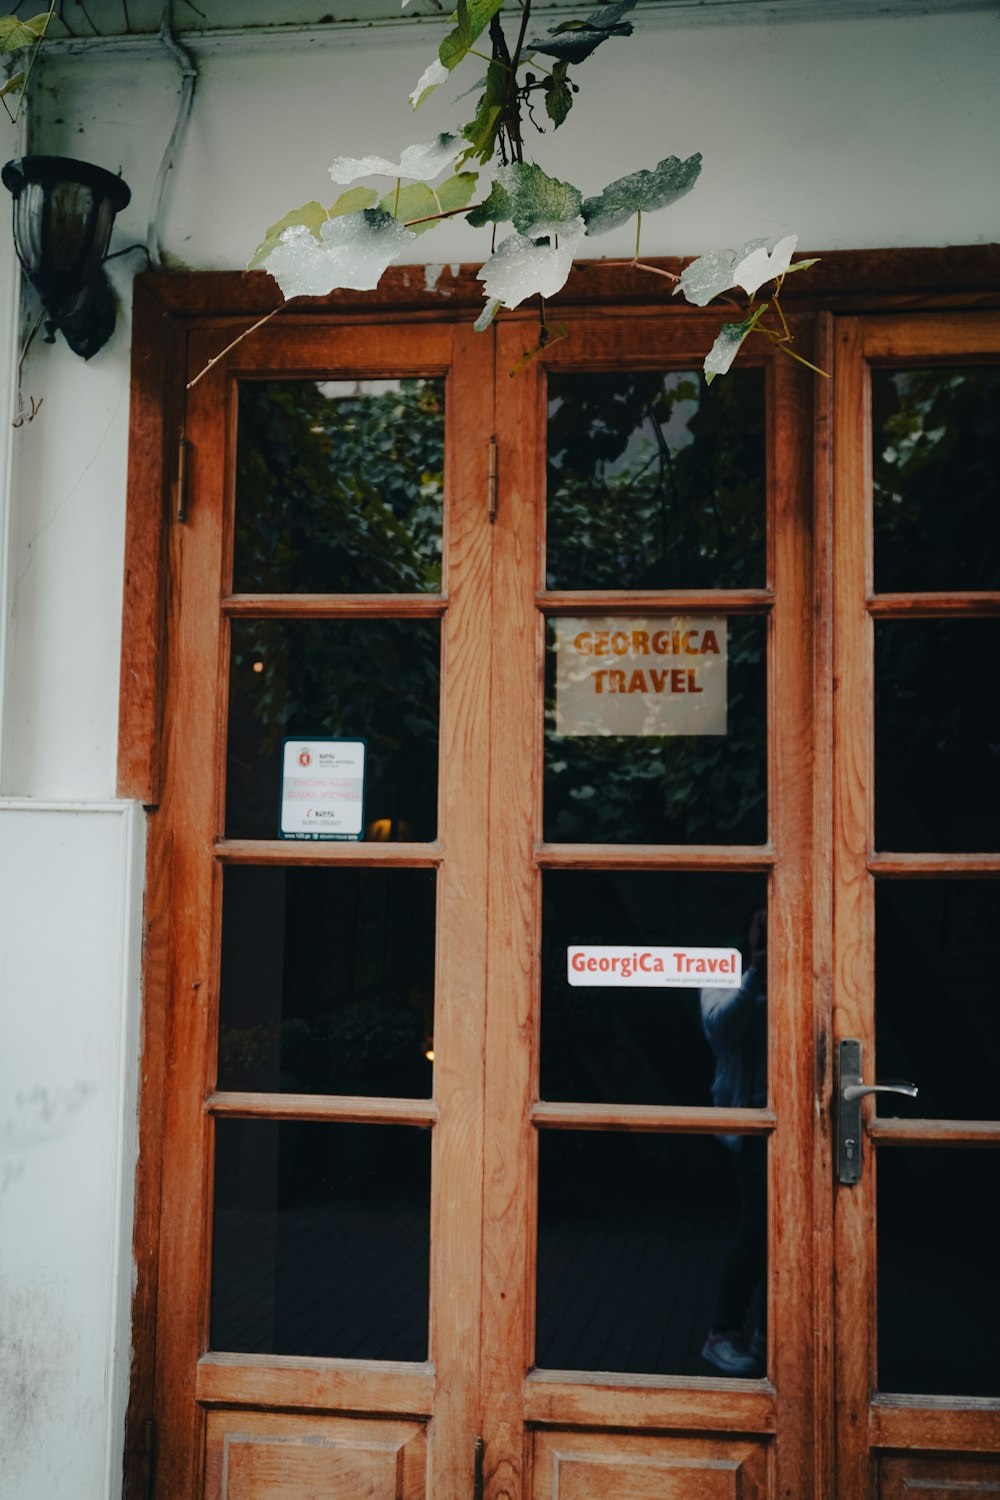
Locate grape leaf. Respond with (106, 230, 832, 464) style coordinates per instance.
(478, 216, 586, 309)
(460, 58, 509, 165)
(704, 304, 768, 384)
(528, 0, 637, 64)
(0, 70, 26, 99)
(264, 210, 417, 299)
(410, 57, 448, 110)
(732, 234, 798, 298)
(0, 12, 50, 50)
(248, 190, 378, 271)
(465, 161, 582, 237)
(329, 133, 463, 185)
(379, 171, 478, 235)
(440, 0, 505, 73)
(544, 61, 573, 128)
(581, 151, 702, 236)
(474, 297, 502, 333)
(675, 238, 766, 306)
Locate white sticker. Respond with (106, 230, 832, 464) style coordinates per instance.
(280, 738, 366, 840)
(567, 945, 742, 988)
(553, 616, 727, 737)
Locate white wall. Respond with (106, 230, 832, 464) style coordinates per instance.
(0, 801, 145, 1500)
(0, 8, 996, 1496)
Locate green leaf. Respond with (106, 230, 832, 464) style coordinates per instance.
(581, 152, 702, 236)
(704, 304, 767, 384)
(440, 0, 505, 73)
(0, 12, 51, 50)
(528, 0, 637, 64)
(466, 161, 582, 237)
(459, 57, 508, 166)
(247, 190, 377, 271)
(778, 256, 820, 277)
(474, 297, 502, 333)
(0, 70, 26, 99)
(379, 171, 477, 236)
(544, 60, 573, 128)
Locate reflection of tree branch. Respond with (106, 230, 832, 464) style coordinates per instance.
(643, 402, 680, 573)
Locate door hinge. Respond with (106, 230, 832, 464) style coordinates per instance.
(175, 433, 192, 524)
(487, 436, 498, 524)
(473, 1436, 484, 1500)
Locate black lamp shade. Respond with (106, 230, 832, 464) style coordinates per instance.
(2, 155, 131, 305)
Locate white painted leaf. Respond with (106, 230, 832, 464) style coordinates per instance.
(704, 304, 767, 384)
(675, 239, 765, 307)
(474, 298, 502, 332)
(732, 234, 798, 299)
(329, 133, 462, 185)
(410, 57, 448, 109)
(478, 217, 586, 310)
(265, 211, 417, 298)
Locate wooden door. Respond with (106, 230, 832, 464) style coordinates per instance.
(832, 312, 1000, 1495)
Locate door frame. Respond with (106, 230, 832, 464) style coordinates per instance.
(118, 249, 1000, 1500)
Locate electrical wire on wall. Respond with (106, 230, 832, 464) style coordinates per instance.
(148, 0, 198, 269)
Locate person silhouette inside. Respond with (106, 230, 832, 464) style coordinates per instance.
(699, 908, 767, 1376)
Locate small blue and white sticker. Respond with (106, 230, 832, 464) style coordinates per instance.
(279, 738, 366, 841)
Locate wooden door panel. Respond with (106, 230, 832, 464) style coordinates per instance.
(878, 1454, 1000, 1497)
(205, 1412, 427, 1500)
(533, 1431, 767, 1500)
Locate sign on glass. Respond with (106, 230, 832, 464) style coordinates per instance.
(553, 616, 727, 736)
(567, 945, 743, 988)
(279, 738, 366, 840)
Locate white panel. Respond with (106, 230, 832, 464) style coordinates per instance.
(0, 802, 145, 1500)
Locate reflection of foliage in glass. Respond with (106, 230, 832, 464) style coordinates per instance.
(873, 367, 1000, 593)
(546, 370, 765, 591)
(227, 618, 440, 841)
(544, 616, 766, 845)
(234, 378, 445, 594)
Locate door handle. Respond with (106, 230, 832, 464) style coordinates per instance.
(836, 1039, 918, 1185)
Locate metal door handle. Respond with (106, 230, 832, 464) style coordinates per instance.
(836, 1039, 918, 1185)
(842, 1081, 918, 1103)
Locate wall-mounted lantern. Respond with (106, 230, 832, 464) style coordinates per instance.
(2, 155, 131, 360)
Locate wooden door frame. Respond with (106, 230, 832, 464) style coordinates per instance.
(118, 248, 1000, 1500)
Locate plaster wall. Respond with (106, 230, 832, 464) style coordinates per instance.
(0, 9, 995, 1497)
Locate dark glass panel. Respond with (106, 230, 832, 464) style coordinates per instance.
(234, 378, 444, 594)
(872, 366, 1000, 594)
(541, 871, 768, 1108)
(545, 369, 765, 591)
(876, 880, 1000, 1122)
(874, 620, 1000, 852)
(536, 1131, 767, 1377)
(218, 867, 435, 1098)
(544, 615, 766, 844)
(226, 618, 439, 841)
(211, 1119, 430, 1360)
(878, 1148, 1000, 1396)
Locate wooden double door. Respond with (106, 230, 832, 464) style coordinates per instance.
(127, 281, 1000, 1499)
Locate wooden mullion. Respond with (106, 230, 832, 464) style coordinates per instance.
(870, 1119, 1000, 1146)
(867, 592, 1000, 617)
(531, 1102, 775, 1134)
(206, 1092, 439, 1125)
(870, 1398, 1000, 1453)
(537, 589, 773, 616)
(832, 314, 878, 1499)
(536, 841, 774, 871)
(222, 592, 447, 619)
(868, 853, 1000, 876)
(523, 1373, 776, 1432)
(214, 838, 443, 867)
(195, 1354, 435, 1416)
(848, 309, 1000, 361)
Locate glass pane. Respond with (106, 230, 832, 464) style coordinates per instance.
(545, 370, 765, 591)
(536, 1131, 767, 1378)
(233, 378, 444, 594)
(876, 880, 1000, 1121)
(218, 867, 436, 1098)
(874, 619, 1000, 852)
(544, 614, 766, 844)
(226, 618, 440, 841)
(211, 1119, 431, 1360)
(878, 1148, 1000, 1396)
(872, 366, 1000, 594)
(541, 871, 768, 1108)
